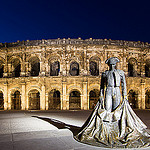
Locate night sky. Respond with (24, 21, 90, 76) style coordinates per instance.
(0, 0, 150, 43)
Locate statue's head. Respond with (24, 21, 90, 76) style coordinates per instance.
(105, 57, 120, 66)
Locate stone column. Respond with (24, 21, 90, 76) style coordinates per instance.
(140, 79, 145, 109)
(45, 93, 49, 110)
(8, 90, 11, 110)
(4, 82, 8, 110)
(40, 61, 46, 76)
(41, 85, 46, 110)
(62, 81, 67, 110)
(141, 63, 145, 77)
(8, 63, 12, 77)
(82, 81, 88, 110)
(21, 83, 26, 110)
(20, 53, 26, 77)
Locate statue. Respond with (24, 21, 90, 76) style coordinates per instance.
(75, 57, 150, 148)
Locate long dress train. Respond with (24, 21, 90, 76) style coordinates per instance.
(74, 99, 150, 148)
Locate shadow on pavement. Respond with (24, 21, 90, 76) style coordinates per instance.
(32, 116, 81, 136)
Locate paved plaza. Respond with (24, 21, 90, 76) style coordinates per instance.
(0, 110, 150, 150)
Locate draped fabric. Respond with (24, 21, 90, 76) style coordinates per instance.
(74, 99, 150, 148)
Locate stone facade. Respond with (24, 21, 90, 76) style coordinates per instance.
(0, 38, 149, 110)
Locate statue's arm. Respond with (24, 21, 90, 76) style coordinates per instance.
(120, 70, 127, 100)
(100, 72, 105, 105)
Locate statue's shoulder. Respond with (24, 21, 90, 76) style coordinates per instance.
(116, 69, 125, 75)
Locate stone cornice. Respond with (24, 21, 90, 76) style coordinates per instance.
(0, 38, 150, 48)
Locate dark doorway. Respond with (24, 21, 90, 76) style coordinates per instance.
(11, 91, 21, 110)
(89, 89, 100, 109)
(69, 90, 81, 110)
(0, 91, 4, 110)
(89, 61, 99, 76)
(128, 90, 138, 108)
(145, 90, 150, 109)
(48, 90, 61, 109)
(28, 90, 40, 110)
(50, 61, 60, 76)
(70, 62, 79, 76)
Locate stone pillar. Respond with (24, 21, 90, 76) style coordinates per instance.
(20, 53, 26, 77)
(3, 64, 8, 77)
(21, 83, 26, 110)
(8, 90, 11, 110)
(82, 81, 88, 110)
(45, 93, 49, 110)
(41, 85, 46, 110)
(40, 61, 46, 76)
(141, 63, 145, 77)
(8, 63, 12, 77)
(26, 62, 30, 76)
(140, 79, 145, 109)
(4, 82, 8, 110)
(62, 81, 68, 110)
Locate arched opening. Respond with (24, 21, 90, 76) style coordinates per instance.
(145, 90, 150, 109)
(89, 56, 100, 76)
(0, 60, 4, 78)
(0, 91, 4, 110)
(28, 89, 40, 110)
(128, 58, 137, 77)
(11, 58, 21, 77)
(89, 89, 100, 109)
(70, 61, 79, 76)
(11, 91, 21, 110)
(48, 89, 61, 109)
(89, 61, 99, 76)
(50, 61, 60, 76)
(69, 90, 81, 110)
(29, 57, 40, 76)
(145, 59, 150, 77)
(128, 90, 138, 108)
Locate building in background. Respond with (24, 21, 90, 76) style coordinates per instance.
(0, 38, 149, 110)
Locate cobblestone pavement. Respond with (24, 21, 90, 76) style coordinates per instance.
(0, 110, 149, 150)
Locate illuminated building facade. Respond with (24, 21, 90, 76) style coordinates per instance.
(0, 38, 149, 110)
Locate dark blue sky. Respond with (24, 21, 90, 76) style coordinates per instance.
(0, 0, 150, 43)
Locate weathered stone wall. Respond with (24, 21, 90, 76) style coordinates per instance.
(0, 38, 149, 110)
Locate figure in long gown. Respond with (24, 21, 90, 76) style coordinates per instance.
(75, 57, 150, 148)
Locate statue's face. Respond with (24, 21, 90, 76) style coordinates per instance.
(109, 64, 116, 70)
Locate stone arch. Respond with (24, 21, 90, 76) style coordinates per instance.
(28, 56, 40, 76)
(145, 59, 150, 77)
(48, 89, 61, 110)
(48, 56, 61, 76)
(69, 61, 79, 76)
(9, 57, 21, 77)
(128, 58, 138, 77)
(127, 89, 139, 108)
(89, 56, 101, 76)
(11, 90, 21, 110)
(145, 89, 150, 109)
(89, 89, 100, 109)
(0, 90, 4, 110)
(28, 89, 40, 110)
(69, 89, 81, 110)
(50, 61, 60, 76)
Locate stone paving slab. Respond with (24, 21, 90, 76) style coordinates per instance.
(0, 110, 149, 150)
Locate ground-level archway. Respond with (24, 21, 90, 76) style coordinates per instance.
(48, 89, 61, 110)
(0, 91, 4, 110)
(69, 90, 81, 110)
(89, 89, 100, 109)
(28, 89, 40, 110)
(128, 90, 138, 108)
(11, 91, 21, 110)
(145, 90, 150, 109)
